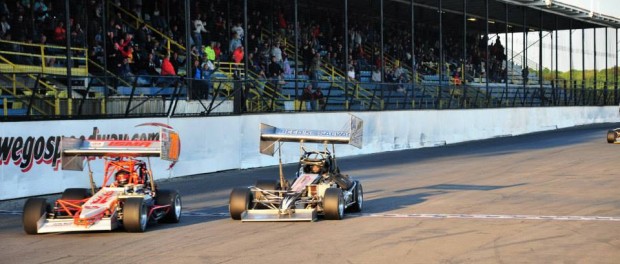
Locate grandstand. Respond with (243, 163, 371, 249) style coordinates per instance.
(0, 0, 618, 120)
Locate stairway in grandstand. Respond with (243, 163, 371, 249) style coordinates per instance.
(0, 39, 92, 116)
(274, 32, 385, 110)
(105, 1, 291, 112)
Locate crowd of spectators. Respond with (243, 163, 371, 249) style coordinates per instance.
(0, 0, 508, 90)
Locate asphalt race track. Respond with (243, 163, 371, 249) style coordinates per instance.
(1, 123, 620, 263)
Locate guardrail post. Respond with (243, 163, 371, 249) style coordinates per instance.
(68, 98, 73, 116)
(101, 98, 106, 114)
(40, 45, 46, 71)
(55, 97, 60, 115)
(12, 73, 16, 93)
(3, 98, 6, 116)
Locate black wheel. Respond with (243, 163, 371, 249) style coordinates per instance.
(23, 198, 48, 235)
(156, 190, 182, 223)
(323, 188, 344, 220)
(123, 198, 148, 232)
(607, 130, 616, 143)
(348, 181, 363, 212)
(229, 187, 252, 220)
(61, 188, 90, 200)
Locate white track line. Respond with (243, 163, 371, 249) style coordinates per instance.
(364, 213, 620, 221)
(3, 210, 619, 222)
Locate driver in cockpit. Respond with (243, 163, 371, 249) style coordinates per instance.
(310, 164, 322, 174)
(114, 169, 130, 187)
(304, 162, 325, 174)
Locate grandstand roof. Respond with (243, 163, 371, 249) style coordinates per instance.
(500, 0, 620, 28)
(387, 0, 620, 32)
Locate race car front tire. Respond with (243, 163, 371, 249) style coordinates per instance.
(607, 130, 617, 143)
(229, 187, 252, 220)
(348, 181, 363, 212)
(323, 188, 344, 220)
(156, 189, 182, 223)
(61, 188, 90, 200)
(124, 198, 148, 232)
(23, 198, 48, 235)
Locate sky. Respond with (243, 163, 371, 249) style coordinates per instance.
(496, 0, 620, 72)
(559, 0, 620, 19)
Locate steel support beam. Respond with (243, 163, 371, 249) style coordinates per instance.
(411, 0, 416, 107)
(485, 0, 489, 106)
(539, 10, 543, 105)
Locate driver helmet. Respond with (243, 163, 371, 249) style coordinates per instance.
(115, 170, 130, 186)
(310, 164, 322, 174)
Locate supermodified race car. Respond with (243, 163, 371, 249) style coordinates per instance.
(607, 129, 620, 143)
(22, 124, 181, 234)
(229, 115, 364, 222)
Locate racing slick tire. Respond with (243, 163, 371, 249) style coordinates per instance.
(156, 189, 182, 223)
(229, 187, 252, 220)
(607, 130, 617, 143)
(254, 180, 277, 209)
(348, 181, 364, 212)
(323, 188, 344, 220)
(124, 198, 148, 232)
(61, 188, 90, 200)
(23, 198, 48, 235)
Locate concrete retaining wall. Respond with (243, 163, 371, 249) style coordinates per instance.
(1, 106, 617, 200)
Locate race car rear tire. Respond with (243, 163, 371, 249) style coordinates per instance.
(348, 181, 363, 212)
(607, 130, 617, 143)
(23, 198, 48, 235)
(124, 198, 148, 232)
(323, 188, 344, 220)
(254, 180, 277, 209)
(61, 188, 90, 200)
(156, 189, 182, 223)
(229, 187, 252, 220)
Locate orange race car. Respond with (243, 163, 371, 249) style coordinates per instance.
(22, 124, 181, 234)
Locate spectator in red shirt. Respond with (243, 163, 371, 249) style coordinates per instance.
(157, 54, 176, 87)
(232, 46, 244, 64)
(160, 54, 176, 76)
(53, 21, 66, 45)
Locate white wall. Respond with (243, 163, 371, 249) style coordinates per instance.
(1, 106, 617, 200)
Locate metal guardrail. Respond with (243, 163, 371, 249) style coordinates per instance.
(0, 72, 617, 120)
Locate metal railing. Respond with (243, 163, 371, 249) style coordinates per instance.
(1, 72, 617, 120)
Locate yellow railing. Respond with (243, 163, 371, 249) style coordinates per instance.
(0, 38, 89, 116)
(0, 39, 88, 76)
(88, 59, 133, 88)
(270, 29, 380, 109)
(107, 1, 185, 55)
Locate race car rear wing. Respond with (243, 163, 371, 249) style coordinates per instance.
(61, 127, 180, 171)
(260, 115, 363, 156)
